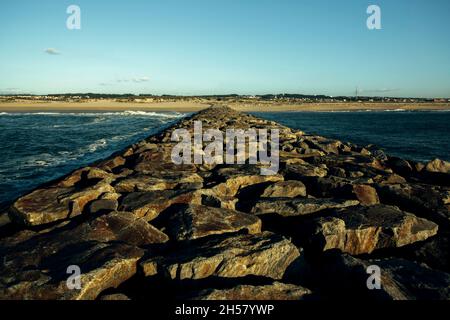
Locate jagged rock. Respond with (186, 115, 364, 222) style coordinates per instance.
(251, 198, 359, 217)
(387, 157, 413, 177)
(297, 175, 356, 199)
(190, 282, 311, 300)
(8, 187, 74, 226)
(328, 167, 346, 178)
(0, 211, 11, 228)
(376, 173, 407, 184)
(315, 253, 450, 300)
(399, 231, 450, 273)
(119, 190, 201, 221)
(0, 241, 143, 300)
(285, 163, 328, 178)
(0, 210, 168, 299)
(304, 137, 345, 155)
(56, 182, 116, 216)
(211, 165, 283, 197)
(97, 155, 126, 172)
(141, 231, 302, 280)
(260, 181, 307, 198)
(114, 172, 203, 192)
(425, 159, 450, 173)
(376, 183, 450, 223)
(86, 211, 169, 245)
(0, 211, 168, 257)
(197, 189, 239, 210)
(161, 204, 261, 241)
(352, 184, 379, 205)
(87, 199, 118, 214)
(133, 148, 197, 174)
(308, 205, 438, 255)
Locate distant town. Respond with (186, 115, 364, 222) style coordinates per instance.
(0, 93, 449, 104)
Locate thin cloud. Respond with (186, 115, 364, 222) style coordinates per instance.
(116, 76, 150, 83)
(133, 76, 150, 83)
(361, 88, 399, 93)
(44, 48, 61, 55)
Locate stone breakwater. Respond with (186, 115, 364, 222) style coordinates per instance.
(0, 105, 449, 300)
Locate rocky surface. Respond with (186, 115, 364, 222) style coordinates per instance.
(0, 105, 449, 300)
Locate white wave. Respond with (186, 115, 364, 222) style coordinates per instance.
(385, 108, 406, 112)
(86, 138, 108, 153)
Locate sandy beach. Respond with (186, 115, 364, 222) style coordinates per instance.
(0, 99, 449, 113)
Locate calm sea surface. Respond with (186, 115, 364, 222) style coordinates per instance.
(0, 110, 449, 208)
(253, 110, 450, 162)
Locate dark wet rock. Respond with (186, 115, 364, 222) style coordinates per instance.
(190, 282, 312, 300)
(386, 157, 414, 177)
(297, 175, 354, 198)
(0, 211, 11, 228)
(141, 231, 302, 281)
(398, 231, 450, 273)
(160, 204, 261, 241)
(307, 205, 438, 255)
(314, 253, 450, 300)
(376, 183, 450, 224)
(250, 198, 359, 217)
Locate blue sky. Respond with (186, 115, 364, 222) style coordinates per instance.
(0, 0, 449, 97)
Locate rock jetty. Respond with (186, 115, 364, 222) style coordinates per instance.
(0, 105, 449, 300)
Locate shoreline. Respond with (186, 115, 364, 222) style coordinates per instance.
(0, 100, 449, 113)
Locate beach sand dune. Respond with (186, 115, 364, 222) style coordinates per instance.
(0, 99, 449, 113)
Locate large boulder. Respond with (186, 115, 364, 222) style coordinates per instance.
(260, 181, 307, 198)
(0, 211, 168, 299)
(0, 241, 143, 300)
(160, 204, 261, 241)
(314, 253, 450, 300)
(190, 282, 312, 300)
(425, 159, 450, 173)
(9, 181, 115, 226)
(307, 205, 438, 255)
(250, 198, 359, 217)
(141, 231, 302, 281)
(119, 190, 201, 221)
(211, 165, 283, 197)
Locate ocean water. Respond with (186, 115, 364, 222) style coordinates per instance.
(0, 110, 449, 209)
(0, 111, 185, 209)
(253, 110, 450, 163)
